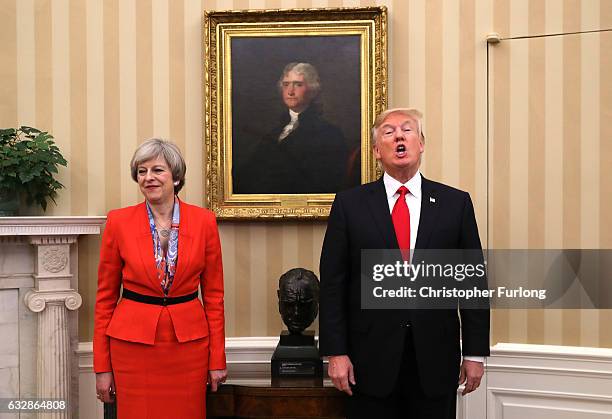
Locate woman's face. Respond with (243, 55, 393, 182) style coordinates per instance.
(136, 156, 175, 205)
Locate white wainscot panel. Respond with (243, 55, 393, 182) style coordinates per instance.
(487, 343, 612, 419)
(490, 388, 612, 419)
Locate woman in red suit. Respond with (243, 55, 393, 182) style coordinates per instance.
(93, 139, 227, 418)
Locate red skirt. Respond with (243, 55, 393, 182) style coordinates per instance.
(110, 308, 209, 419)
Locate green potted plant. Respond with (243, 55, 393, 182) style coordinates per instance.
(0, 126, 67, 216)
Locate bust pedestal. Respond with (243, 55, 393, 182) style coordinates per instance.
(271, 330, 323, 387)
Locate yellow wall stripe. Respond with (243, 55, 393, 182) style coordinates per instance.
(136, 0, 154, 143)
(86, 0, 105, 215)
(526, 0, 546, 344)
(0, 0, 17, 127)
(490, 0, 510, 345)
(118, 0, 139, 207)
(35, 0, 53, 134)
(407, 0, 425, 111)
(459, 0, 476, 195)
(51, 0, 72, 215)
(104, 0, 121, 212)
(508, 0, 529, 344)
(69, 0, 87, 216)
(152, 0, 171, 138)
(561, 0, 582, 347)
(250, 224, 268, 335)
(542, 0, 564, 345)
(441, 0, 460, 186)
(234, 226, 253, 336)
(390, 0, 409, 105)
(17, 0, 35, 126)
(423, 0, 442, 181)
(266, 226, 284, 335)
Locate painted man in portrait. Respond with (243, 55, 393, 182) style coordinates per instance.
(233, 62, 350, 194)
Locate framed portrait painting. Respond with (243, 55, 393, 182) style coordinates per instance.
(204, 7, 387, 219)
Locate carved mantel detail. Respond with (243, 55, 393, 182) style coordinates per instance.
(24, 289, 83, 312)
(41, 246, 69, 273)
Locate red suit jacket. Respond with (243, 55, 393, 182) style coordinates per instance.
(93, 200, 226, 373)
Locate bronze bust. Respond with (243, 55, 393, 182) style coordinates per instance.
(277, 268, 320, 334)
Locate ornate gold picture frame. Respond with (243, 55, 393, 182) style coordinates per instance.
(204, 7, 387, 220)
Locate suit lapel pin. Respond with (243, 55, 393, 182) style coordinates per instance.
(430, 197, 436, 203)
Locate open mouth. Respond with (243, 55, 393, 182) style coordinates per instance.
(395, 144, 407, 157)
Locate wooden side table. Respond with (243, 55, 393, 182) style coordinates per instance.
(208, 385, 346, 419)
(105, 384, 346, 419)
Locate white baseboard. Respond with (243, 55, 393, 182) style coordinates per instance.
(77, 340, 612, 419)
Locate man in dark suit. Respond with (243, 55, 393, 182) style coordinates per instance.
(319, 108, 490, 418)
(233, 62, 349, 194)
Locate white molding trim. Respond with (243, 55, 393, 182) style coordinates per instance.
(488, 387, 612, 403)
(488, 343, 612, 379)
(491, 342, 612, 361)
(77, 339, 612, 375)
(0, 216, 106, 236)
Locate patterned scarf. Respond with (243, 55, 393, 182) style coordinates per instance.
(146, 198, 180, 295)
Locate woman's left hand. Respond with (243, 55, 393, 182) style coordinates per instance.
(208, 369, 227, 392)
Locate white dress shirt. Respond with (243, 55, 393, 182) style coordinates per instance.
(383, 171, 484, 364)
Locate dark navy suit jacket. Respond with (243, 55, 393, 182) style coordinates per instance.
(319, 176, 490, 397)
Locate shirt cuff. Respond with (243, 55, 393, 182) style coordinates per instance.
(463, 356, 485, 363)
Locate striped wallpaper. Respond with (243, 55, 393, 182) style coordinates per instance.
(489, 1, 612, 347)
(0, 0, 610, 347)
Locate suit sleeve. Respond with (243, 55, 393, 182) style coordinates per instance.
(319, 194, 350, 356)
(458, 193, 491, 357)
(93, 213, 123, 373)
(201, 212, 227, 370)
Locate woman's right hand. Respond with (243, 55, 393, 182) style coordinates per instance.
(95, 372, 116, 403)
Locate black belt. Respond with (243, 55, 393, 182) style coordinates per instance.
(121, 288, 198, 306)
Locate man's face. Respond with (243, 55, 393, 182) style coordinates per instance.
(281, 70, 313, 113)
(373, 112, 424, 179)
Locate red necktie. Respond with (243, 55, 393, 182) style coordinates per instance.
(392, 186, 411, 261)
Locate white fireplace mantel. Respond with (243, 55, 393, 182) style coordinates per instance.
(0, 216, 106, 237)
(0, 215, 106, 418)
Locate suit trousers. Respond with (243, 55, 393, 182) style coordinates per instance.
(347, 327, 457, 419)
